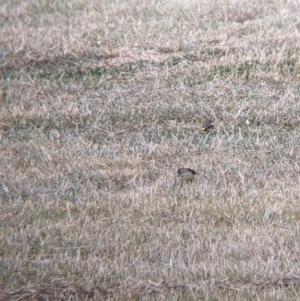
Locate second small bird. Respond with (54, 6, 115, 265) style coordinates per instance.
(177, 167, 199, 183)
(202, 119, 214, 131)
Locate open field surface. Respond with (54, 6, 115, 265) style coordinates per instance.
(1, 0, 300, 300)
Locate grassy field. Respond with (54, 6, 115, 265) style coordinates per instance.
(1, 0, 300, 300)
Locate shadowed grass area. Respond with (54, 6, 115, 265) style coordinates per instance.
(2, 0, 300, 300)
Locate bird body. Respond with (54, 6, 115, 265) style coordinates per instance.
(177, 167, 199, 182)
(202, 119, 214, 131)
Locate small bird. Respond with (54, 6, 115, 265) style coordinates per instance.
(177, 167, 199, 183)
(202, 119, 214, 131)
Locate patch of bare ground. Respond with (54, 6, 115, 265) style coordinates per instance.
(2, 0, 300, 300)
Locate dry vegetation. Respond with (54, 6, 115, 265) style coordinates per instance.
(1, 0, 300, 300)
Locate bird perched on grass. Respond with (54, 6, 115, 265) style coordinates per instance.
(202, 119, 214, 131)
(177, 167, 199, 183)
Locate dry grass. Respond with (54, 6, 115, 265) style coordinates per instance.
(1, 0, 300, 300)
